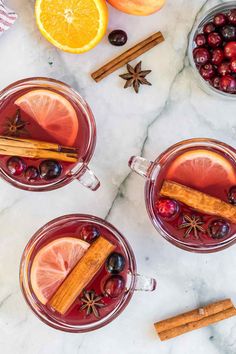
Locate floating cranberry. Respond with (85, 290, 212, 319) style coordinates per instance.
(228, 186, 236, 205)
(228, 9, 236, 25)
(155, 198, 179, 219)
(108, 30, 128, 46)
(212, 76, 221, 89)
(230, 59, 236, 72)
(195, 34, 207, 47)
(193, 47, 211, 65)
(211, 48, 224, 65)
(80, 224, 100, 242)
(219, 75, 236, 92)
(106, 253, 125, 274)
(25, 166, 39, 182)
(7, 157, 26, 176)
(207, 32, 222, 48)
(208, 219, 230, 239)
(39, 160, 62, 180)
(104, 276, 125, 298)
(221, 25, 236, 41)
(218, 61, 231, 76)
(200, 63, 215, 80)
(224, 41, 236, 59)
(203, 22, 216, 34)
(213, 13, 227, 27)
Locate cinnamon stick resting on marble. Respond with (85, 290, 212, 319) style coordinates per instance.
(154, 299, 236, 341)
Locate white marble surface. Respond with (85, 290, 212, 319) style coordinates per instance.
(1, 0, 236, 353)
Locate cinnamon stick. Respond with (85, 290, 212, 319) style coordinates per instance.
(160, 180, 236, 223)
(155, 299, 233, 334)
(49, 236, 116, 315)
(91, 31, 164, 82)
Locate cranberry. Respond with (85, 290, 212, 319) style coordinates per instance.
(207, 32, 222, 48)
(208, 219, 230, 239)
(213, 13, 227, 27)
(228, 9, 236, 25)
(230, 59, 236, 73)
(25, 166, 39, 182)
(80, 224, 100, 242)
(203, 22, 216, 34)
(219, 75, 236, 93)
(104, 276, 125, 298)
(7, 157, 26, 176)
(195, 34, 207, 47)
(218, 61, 231, 76)
(200, 63, 215, 80)
(193, 47, 211, 65)
(108, 30, 128, 46)
(39, 160, 62, 180)
(106, 253, 125, 274)
(221, 25, 236, 41)
(211, 48, 224, 65)
(228, 186, 236, 205)
(155, 198, 179, 219)
(212, 76, 221, 89)
(224, 41, 236, 59)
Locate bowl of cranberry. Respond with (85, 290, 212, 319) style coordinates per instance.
(189, 2, 236, 98)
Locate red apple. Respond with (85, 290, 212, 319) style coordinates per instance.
(107, 0, 166, 16)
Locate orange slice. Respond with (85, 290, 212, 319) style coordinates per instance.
(15, 89, 79, 147)
(35, 0, 108, 53)
(31, 237, 90, 304)
(166, 149, 236, 189)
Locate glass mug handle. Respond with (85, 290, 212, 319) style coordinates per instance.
(134, 274, 157, 292)
(129, 156, 153, 178)
(76, 165, 100, 191)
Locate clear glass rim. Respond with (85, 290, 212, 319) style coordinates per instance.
(0, 77, 97, 191)
(188, 1, 236, 100)
(19, 214, 137, 333)
(145, 138, 236, 253)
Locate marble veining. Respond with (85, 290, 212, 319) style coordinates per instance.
(1, 0, 236, 353)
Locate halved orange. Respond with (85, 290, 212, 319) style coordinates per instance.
(166, 149, 236, 189)
(35, 0, 108, 53)
(15, 89, 79, 147)
(31, 237, 90, 304)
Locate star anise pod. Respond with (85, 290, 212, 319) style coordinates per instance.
(119, 61, 152, 93)
(80, 290, 105, 318)
(3, 109, 28, 136)
(178, 215, 205, 239)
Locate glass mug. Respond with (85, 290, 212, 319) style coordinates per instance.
(0, 78, 100, 191)
(20, 214, 156, 332)
(129, 138, 236, 253)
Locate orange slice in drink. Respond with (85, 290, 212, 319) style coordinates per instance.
(35, 0, 108, 53)
(166, 149, 236, 189)
(15, 89, 79, 147)
(31, 237, 90, 304)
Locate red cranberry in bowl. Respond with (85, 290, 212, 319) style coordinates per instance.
(195, 34, 207, 47)
(213, 13, 227, 27)
(224, 41, 236, 59)
(211, 48, 224, 65)
(230, 59, 236, 73)
(207, 32, 222, 48)
(212, 76, 221, 89)
(193, 47, 211, 65)
(218, 61, 231, 76)
(219, 75, 236, 93)
(200, 63, 215, 80)
(228, 9, 236, 25)
(221, 26, 236, 41)
(203, 22, 216, 34)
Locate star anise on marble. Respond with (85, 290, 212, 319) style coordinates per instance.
(80, 290, 105, 318)
(119, 61, 152, 93)
(3, 109, 28, 136)
(178, 215, 205, 239)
